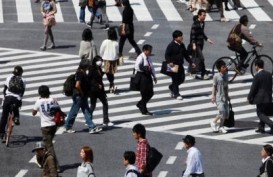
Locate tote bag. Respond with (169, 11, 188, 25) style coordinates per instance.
(223, 101, 235, 127)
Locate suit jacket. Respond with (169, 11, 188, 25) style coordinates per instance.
(258, 158, 273, 177)
(248, 70, 272, 104)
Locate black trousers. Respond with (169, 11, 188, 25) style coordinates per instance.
(0, 96, 21, 136)
(228, 45, 248, 67)
(90, 94, 109, 123)
(195, 46, 207, 76)
(119, 31, 141, 56)
(169, 67, 185, 96)
(106, 73, 115, 88)
(256, 103, 273, 129)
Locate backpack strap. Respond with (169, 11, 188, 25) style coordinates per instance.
(126, 169, 140, 177)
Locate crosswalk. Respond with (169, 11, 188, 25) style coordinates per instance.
(1, 0, 273, 23)
(0, 47, 273, 146)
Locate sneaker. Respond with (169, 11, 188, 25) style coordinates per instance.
(175, 95, 183, 100)
(65, 129, 76, 133)
(103, 122, 114, 127)
(14, 118, 20, 125)
(220, 17, 229, 22)
(89, 127, 102, 134)
(104, 25, 109, 30)
(86, 22, 92, 28)
(203, 74, 210, 80)
(48, 44, 56, 49)
(219, 127, 227, 134)
(210, 121, 218, 132)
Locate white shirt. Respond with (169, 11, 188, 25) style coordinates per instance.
(124, 164, 139, 177)
(5, 74, 26, 100)
(33, 97, 58, 127)
(134, 53, 156, 78)
(183, 146, 204, 177)
(100, 39, 118, 61)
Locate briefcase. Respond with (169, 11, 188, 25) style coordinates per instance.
(223, 101, 235, 128)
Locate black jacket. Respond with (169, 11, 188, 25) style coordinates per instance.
(258, 158, 273, 177)
(190, 20, 208, 49)
(88, 66, 106, 97)
(165, 41, 192, 66)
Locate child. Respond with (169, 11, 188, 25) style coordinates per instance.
(210, 60, 229, 133)
(77, 146, 96, 177)
(123, 151, 141, 177)
(32, 85, 60, 171)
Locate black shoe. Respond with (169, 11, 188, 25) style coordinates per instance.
(48, 44, 56, 49)
(40, 46, 46, 51)
(255, 128, 265, 134)
(104, 24, 109, 30)
(86, 22, 92, 28)
(136, 102, 143, 112)
(242, 64, 249, 68)
(269, 128, 273, 135)
(1, 135, 6, 143)
(225, 7, 230, 11)
(142, 111, 153, 116)
(14, 118, 20, 125)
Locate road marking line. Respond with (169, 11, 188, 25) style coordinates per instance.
(106, 0, 122, 22)
(55, 2, 64, 22)
(151, 24, 159, 29)
(0, 0, 3, 23)
(137, 39, 145, 45)
(156, 0, 182, 21)
(157, 171, 168, 177)
(15, 169, 28, 177)
(224, 3, 240, 21)
(130, 0, 153, 21)
(16, 0, 34, 23)
(144, 32, 152, 37)
(175, 142, 184, 150)
(240, 0, 272, 21)
(129, 48, 135, 53)
(249, 24, 256, 29)
(29, 155, 36, 163)
(267, 0, 273, 6)
(166, 156, 177, 164)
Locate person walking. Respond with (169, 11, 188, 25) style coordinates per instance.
(79, 28, 97, 61)
(123, 151, 141, 177)
(88, 56, 114, 127)
(210, 60, 229, 134)
(247, 59, 273, 134)
(135, 44, 157, 115)
(100, 28, 119, 93)
(40, 0, 57, 51)
(190, 9, 214, 79)
(165, 30, 195, 100)
(257, 144, 273, 177)
(0, 66, 26, 142)
(132, 123, 151, 177)
(227, 15, 261, 72)
(32, 85, 61, 172)
(182, 135, 204, 177)
(118, 0, 141, 58)
(77, 146, 96, 177)
(64, 59, 102, 134)
(206, 0, 227, 22)
(97, 0, 109, 29)
(32, 141, 58, 177)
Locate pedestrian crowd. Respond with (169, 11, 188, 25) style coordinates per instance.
(0, 0, 272, 176)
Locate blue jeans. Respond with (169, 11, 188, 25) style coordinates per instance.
(65, 95, 95, 129)
(79, 5, 101, 23)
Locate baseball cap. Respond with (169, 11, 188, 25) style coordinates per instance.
(32, 141, 46, 152)
(182, 135, 196, 145)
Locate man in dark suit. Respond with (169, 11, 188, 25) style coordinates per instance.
(248, 59, 273, 134)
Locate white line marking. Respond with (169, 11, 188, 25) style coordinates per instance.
(15, 169, 28, 177)
(151, 24, 159, 29)
(157, 171, 168, 177)
(16, 0, 34, 23)
(137, 40, 145, 45)
(175, 142, 184, 150)
(249, 24, 256, 29)
(166, 156, 177, 164)
(156, 0, 182, 21)
(144, 32, 152, 37)
(240, 0, 272, 21)
(267, 0, 273, 6)
(224, 3, 240, 21)
(29, 155, 36, 163)
(129, 48, 135, 53)
(0, 0, 3, 23)
(106, 0, 122, 22)
(55, 3, 64, 22)
(130, 0, 153, 21)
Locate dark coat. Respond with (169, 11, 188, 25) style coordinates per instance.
(248, 70, 272, 104)
(88, 66, 106, 97)
(258, 158, 273, 177)
(190, 20, 208, 49)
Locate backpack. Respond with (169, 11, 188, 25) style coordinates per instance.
(146, 147, 163, 172)
(8, 75, 25, 95)
(227, 24, 242, 46)
(49, 105, 66, 126)
(126, 169, 142, 177)
(63, 74, 76, 96)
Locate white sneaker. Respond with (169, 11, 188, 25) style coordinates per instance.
(220, 17, 229, 22)
(203, 74, 210, 80)
(176, 95, 183, 100)
(65, 129, 76, 133)
(89, 127, 102, 134)
(210, 121, 218, 132)
(219, 127, 227, 134)
(103, 122, 114, 127)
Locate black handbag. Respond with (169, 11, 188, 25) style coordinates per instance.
(188, 52, 201, 74)
(129, 69, 140, 91)
(223, 101, 235, 127)
(160, 61, 178, 76)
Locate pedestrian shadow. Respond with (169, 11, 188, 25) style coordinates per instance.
(0, 60, 10, 64)
(152, 109, 179, 116)
(53, 45, 76, 49)
(60, 163, 81, 172)
(27, 136, 43, 143)
(5, 135, 28, 148)
(232, 78, 253, 84)
(183, 93, 210, 99)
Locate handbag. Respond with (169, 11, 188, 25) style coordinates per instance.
(118, 24, 130, 36)
(223, 100, 235, 127)
(129, 69, 140, 91)
(160, 61, 179, 76)
(188, 52, 201, 74)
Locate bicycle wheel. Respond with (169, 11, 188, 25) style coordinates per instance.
(212, 57, 238, 82)
(251, 55, 273, 77)
(5, 114, 14, 147)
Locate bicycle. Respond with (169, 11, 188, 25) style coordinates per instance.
(212, 45, 273, 82)
(3, 104, 16, 147)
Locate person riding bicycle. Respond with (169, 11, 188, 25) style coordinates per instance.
(227, 15, 262, 71)
(0, 66, 26, 142)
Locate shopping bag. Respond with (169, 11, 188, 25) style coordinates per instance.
(223, 101, 235, 127)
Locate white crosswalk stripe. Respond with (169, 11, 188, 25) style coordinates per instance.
(0, 0, 272, 23)
(0, 47, 272, 146)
